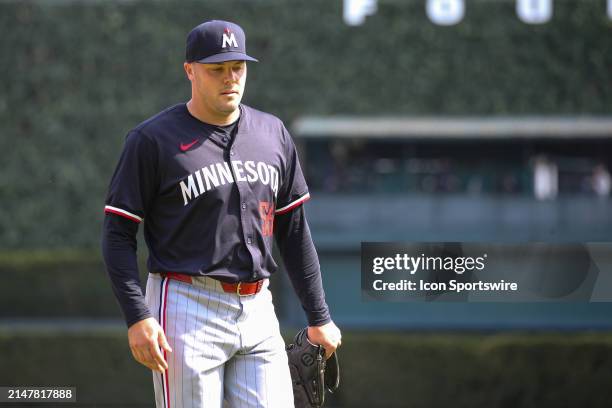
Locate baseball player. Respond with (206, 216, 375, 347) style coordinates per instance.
(101, 19, 341, 408)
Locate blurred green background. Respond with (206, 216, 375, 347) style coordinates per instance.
(1, 0, 612, 406)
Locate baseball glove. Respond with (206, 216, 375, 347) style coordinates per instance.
(286, 327, 340, 408)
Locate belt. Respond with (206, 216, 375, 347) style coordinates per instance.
(160, 272, 265, 296)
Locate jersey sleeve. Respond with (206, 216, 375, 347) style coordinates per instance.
(275, 125, 310, 215)
(274, 205, 331, 326)
(104, 130, 158, 222)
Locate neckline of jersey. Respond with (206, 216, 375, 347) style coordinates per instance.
(182, 103, 243, 148)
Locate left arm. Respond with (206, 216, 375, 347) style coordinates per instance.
(274, 205, 341, 358)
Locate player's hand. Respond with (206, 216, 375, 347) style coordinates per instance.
(307, 321, 342, 360)
(127, 317, 172, 373)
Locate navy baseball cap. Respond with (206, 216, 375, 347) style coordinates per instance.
(186, 20, 258, 63)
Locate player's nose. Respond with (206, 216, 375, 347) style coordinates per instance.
(223, 67, 240, 83)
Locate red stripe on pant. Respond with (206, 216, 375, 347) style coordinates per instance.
(161, 277, 171, 408)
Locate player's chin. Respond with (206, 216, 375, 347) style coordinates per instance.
(217, 100, 241, 112)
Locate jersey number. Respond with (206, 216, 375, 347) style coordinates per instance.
(259, 202, 275, 237)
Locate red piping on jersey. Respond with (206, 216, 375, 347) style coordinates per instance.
(275, 193, 310, 215)
(104, 206, 142, 223)
(161, 278, 170, 408)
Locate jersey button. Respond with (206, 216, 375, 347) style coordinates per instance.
(241, 202, 246, 210)
(222, 137, 228, 143)
(247, 237, 252, 244)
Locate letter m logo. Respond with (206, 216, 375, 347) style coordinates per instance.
(222, 32, 238, 48)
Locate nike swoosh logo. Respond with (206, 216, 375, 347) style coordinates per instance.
(180, 139, 198, 152)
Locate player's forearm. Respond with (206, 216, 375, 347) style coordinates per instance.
(275, 206, 331, 326)
(101, 215, 152, 327)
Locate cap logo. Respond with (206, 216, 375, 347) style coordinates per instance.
(222, 28, 238, 48)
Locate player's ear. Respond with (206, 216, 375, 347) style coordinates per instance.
(183, 62, 194, 81)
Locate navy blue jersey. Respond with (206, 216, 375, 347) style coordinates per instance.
(102, 102, 330, 327)
(104, 103, 310, 283)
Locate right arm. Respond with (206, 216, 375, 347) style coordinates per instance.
(101, 214, 149, 327)
(101, 130, 170, 372)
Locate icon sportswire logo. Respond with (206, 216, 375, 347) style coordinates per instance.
(222, 28, 238, 48)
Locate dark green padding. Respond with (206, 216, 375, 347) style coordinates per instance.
(0, 331, 611, 407)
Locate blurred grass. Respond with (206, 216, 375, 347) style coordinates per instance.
(0, 249, 101, 268)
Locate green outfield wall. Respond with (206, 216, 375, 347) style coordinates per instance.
(0, 330, 611, 407)
(1, 0, 611, 249)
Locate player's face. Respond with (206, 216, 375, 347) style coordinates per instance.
(188, 60, 247, 119)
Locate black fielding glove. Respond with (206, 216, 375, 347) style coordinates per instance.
(286, 327, 340, 408)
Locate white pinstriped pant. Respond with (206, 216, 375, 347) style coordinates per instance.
(144, 273, 294, 408)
